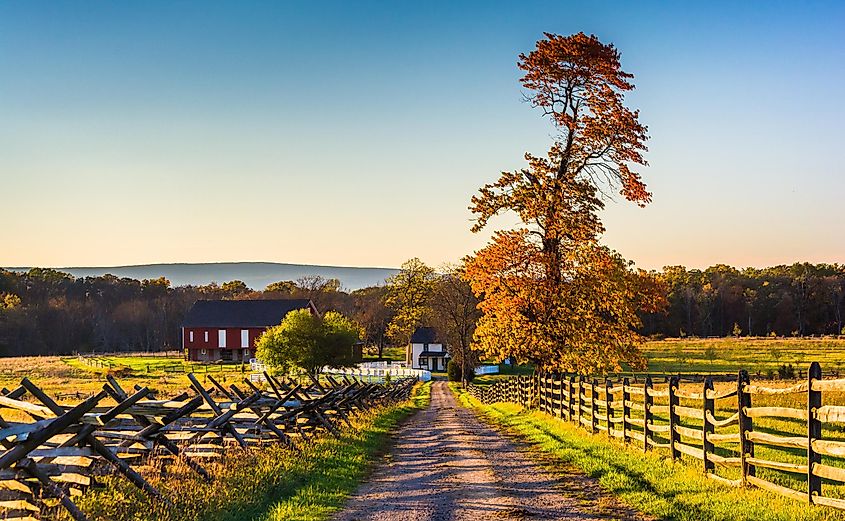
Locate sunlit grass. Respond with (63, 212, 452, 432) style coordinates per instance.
(453, 383, 845, 521)
(61, 382, 431, 521)
(639, 338, 845, 375)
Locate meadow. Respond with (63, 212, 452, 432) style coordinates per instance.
(638, 337, 845, 376)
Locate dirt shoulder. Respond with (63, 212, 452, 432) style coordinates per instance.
(333, 380, 648, 521)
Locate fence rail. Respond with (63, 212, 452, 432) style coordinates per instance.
(468, 361, 845, 510)
(0, 371, 416, 520)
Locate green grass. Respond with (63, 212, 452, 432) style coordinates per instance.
(451, 384, 845, 521)
(65, 355, 248, 375)
(67, 382, 431, 521)
(472, 363, 534, 387)
(639, 338, 845, 375)
(361, 346, 406, 362)
(473, 338, 845, 381)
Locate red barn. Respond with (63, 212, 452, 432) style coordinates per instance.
(182, 299, 318, 362)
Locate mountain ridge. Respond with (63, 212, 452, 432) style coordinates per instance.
(4, 262, 399, 291)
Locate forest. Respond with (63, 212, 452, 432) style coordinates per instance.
(642, 263, 845, 338)
(0, 262, 842, 357)
(0, 268, 391, 357)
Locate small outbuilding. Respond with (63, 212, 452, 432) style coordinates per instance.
(182, 299, 318, 362)
(406, 326, 449, 371)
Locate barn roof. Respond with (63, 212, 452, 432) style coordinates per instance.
(410, 327, 440, 344)
(182, 299, 315, 328)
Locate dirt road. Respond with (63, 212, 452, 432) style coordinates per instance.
(333, 381, 647, 521)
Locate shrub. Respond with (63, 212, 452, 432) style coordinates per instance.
(447, 360, 461, 382)
(447, 360, 475, 382)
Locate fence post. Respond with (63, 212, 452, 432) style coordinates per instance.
(703, 376, 715, 475)
(668, 375, 680, 461)
(605, 379, 613, 437)
(522, 375, 534, 409)
(555, 373, 562, 418)
(520, 376, 526, 407)
(576, 376, 583, 427)
(644, 376, 653, 452)
(591, 378, 598, 434)
(738, 369, 755, 486)
(808, 361, 822, 503)
(540, 373, 547, 413)
(567, 375, 575, 422)
(622, 377, 630, 444)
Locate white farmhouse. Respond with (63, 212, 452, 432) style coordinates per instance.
(406, 326, 449, 371)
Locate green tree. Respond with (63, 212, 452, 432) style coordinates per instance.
(265, 280, 297, 294)
(384, 258, 435, 346)
(221, 280, 250, 297)
(255, 309, 359, 376)
(0, 293, 22, 310)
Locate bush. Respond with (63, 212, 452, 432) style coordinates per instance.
(447, 360, 475, 383)
(447, 360, 461, 382)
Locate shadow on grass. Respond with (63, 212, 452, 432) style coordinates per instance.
(455, 389, 845, 521)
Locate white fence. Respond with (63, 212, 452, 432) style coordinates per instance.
(474, 364, 500, 375)
(323, 361, 431, 382)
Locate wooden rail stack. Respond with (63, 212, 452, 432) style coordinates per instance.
(468, 362, 845, 511)
(0, 372, 417, 520)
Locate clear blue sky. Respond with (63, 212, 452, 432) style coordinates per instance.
(2, 1, 843, 270)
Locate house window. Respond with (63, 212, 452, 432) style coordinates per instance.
(419, 357, 428, 367)
(241, 329, 249, 348)
(204, 331, 209, 342)
(218, 330, 227, 348)
(189, 331, 194, 342)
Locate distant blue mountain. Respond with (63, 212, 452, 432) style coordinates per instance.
(6, 262, 398, 291)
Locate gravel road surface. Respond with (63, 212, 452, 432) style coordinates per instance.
(333, 380, 648, 521)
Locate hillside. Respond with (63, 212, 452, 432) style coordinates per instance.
(6, 262, 398, 291)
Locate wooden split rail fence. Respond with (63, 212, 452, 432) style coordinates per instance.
(0, 371, 416, 520)
(468, 362, 845, 510)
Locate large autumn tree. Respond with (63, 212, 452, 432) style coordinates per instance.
(466, 32, 664, 374)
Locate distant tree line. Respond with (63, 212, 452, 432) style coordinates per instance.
(641, 263, 845, 338)
(1, 262, 843, 358)
(0, 268, 393, 357)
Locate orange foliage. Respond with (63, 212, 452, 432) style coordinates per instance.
(466, 33, 664, 374)
(518, 32, 650, 206)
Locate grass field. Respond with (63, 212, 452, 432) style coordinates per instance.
(0, 355, 250, 416)
(472, 338, 845, 385)
(638, 338, 845, 376)
(452, 384, 845, 521)
(60, 381, 432, 521)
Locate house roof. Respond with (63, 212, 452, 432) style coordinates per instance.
(410, 326, 439, 344)
(419, 351, 449, 357)
(182, 299, 315, 328)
